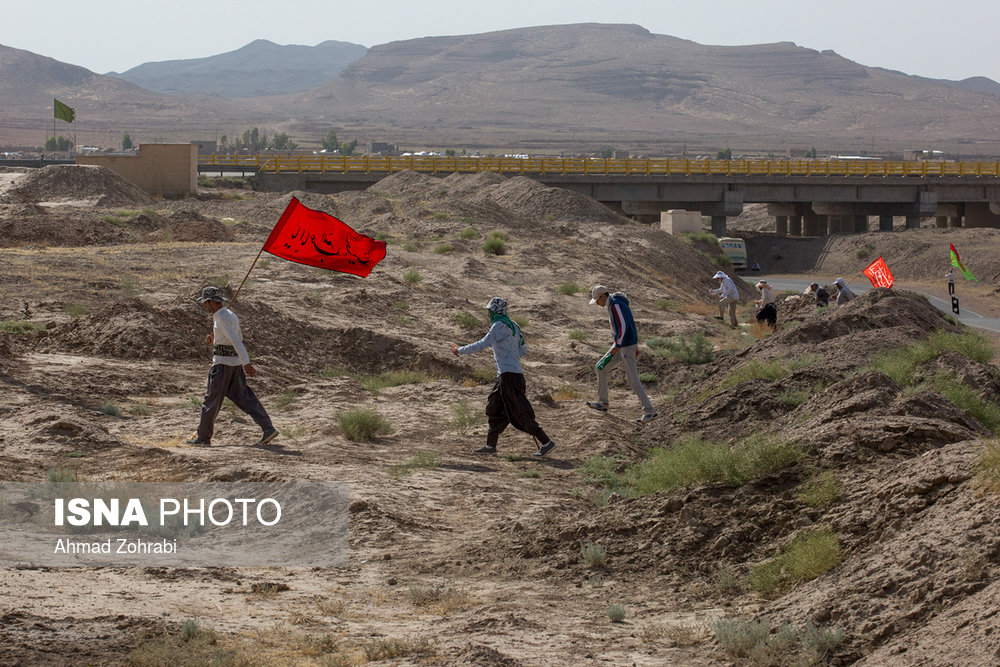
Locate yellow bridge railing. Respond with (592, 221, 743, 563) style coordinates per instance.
(198, 155, 1000, 178)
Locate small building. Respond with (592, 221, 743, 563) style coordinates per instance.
(75, 143, 197, 196)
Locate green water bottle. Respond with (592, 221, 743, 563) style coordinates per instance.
(597, 348, 614, 370)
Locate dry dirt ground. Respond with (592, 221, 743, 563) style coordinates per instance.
(2, 165, 1000, 666)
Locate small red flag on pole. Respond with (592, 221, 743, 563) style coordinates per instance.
(863, 256, 894, 289)
(262, 197, 386, 277)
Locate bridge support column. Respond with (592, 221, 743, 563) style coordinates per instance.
(949, 216, 963, 228)
(775, 215, 788, 235)
(802, 211, 822, 236)
(878, 215, 893, 231)
(788, 215, 802, 236)
(936, 216, 948, 228)
(853, 215, 868, 233)
(825, 216, 841, 234)
(710, 216, 727, 237)
(905, 216, 921, 229)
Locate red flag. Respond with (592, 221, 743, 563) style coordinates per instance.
(863, 256, 894, 289)
(262, 197, 386, 277)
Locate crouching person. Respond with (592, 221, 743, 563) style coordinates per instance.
(451, 297, 556, 457)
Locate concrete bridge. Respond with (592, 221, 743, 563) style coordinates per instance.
(227, 155, 1000, 237)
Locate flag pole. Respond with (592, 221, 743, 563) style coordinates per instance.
(229, 245, 267, 306)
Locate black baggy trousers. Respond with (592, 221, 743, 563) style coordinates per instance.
(197, 364, 273, 442)
(485, 372, 549, 449)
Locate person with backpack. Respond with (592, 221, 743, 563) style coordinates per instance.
(451, 297, 556, 457)
(585, 285, 658, 424)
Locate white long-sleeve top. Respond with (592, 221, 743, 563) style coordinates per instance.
(212, 307, 251, 366)
(758, 285, 775, 305)
(710, 276, 740, 301)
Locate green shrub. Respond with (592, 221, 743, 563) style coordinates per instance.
(646, 333, 714, 364)
(0, 319, 43, 334)
(339, 409, 393, 442)
(569, 329, 588, 342)
(750, 526, 843, 598)
(452, 311, 482, 329)
(459, 227, 478, 240)
(402, 267, 422, 284)
(358, 369, 429, 395)
(607, 604, 626, 623)
(797, 470, 842, 507)
(389, 451, 439, 476)
(63, 303, 90, 319)
(48, 469, 80, 482)
(680, 230, 718, 245)
(449, 399, 485, 433)
(975, 439, 1000, 493)
(557, 282, 582, 296)
(775, 388, 810, 408)
(512, 315, 528, 329)
(928, 372, 1000, 432)
(639, 372, 657, 383)
(433, 243, 454, 254)
(273, 390, 298, 410)
(98, 401, 121, 416)
(581, 542, 607, 568)
(627, 434, 804, 496)
(713, 615, 845, 664)
(481, 231, 507, 255)
(719, 359, 788, 389)
(871, 329, 995, 386)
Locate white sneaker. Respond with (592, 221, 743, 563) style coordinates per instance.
(637, 412, 659, 424)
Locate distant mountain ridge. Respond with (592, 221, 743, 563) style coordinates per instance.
(108, 39, 367, 97)
(4, 24, 1000, 155)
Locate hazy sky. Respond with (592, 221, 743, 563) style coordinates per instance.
(3, 0, 998, 82)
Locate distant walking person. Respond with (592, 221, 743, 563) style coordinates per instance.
(813, 283, 830, 307)
(452, 297, 556, 457)
(710, 270, 740, 327)
(585, 285, 657, 423)
(946, 268, 955, 295)
(833, 277, 855, 305)
(187, 286, 277, 447)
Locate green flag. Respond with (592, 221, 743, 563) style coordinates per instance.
(950, 243, 977, 282)
(54, 99, 75, 123)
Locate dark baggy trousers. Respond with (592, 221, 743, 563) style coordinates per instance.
(485, 372, 549, 449)
(756, 303, 777, 327)
(197, 364, 273, 442)
(948, 281, 955, 295)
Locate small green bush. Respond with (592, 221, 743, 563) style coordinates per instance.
(449, 399, 485, 433)
(928, 372, 1000, 433)
(719, 359, 789, 389)
(646, 334, 714, 365)
(569, 329, 588, 342)
(339, 409, 393, 442)
(871, 329, 995, 386)
(433, 243, 454, 254)
(607, 604, 626, 623)
(581, 542, 607, 568)
(98, 401, 121, 416)
(481, 231, 507, 255)
(452, 311, 482, 329)
(389, 451, 439, 476)
(358, 369, 429, 395)
(775, 388, 810, 408)
(459, 227, 478, 240)
(639, 372, 657, 383)
(975, 439, 1000, 493)
(797, 470, 842, 507)
(402, 267, 423, 284)
(63, 303, 90, 319)
(0, 319, 44, 334)
(557, 282, 582, 296)
(713, 615, 844, 664)
(750, 526, 843, 598)
(48, 469, 80, 482)
(512, 315, 528, 329)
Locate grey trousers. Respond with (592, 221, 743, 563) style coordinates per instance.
(196, 364, 273, 442)
(596, 344, 654, 414)
(718, 296, 739, 326)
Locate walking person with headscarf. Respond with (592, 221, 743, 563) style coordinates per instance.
(754, 280, 777, 328)
(833, 277, 855, 305)
(452, 297, 556, 457)
(709, 270, 740, 328)
(585, 285, 658, 423)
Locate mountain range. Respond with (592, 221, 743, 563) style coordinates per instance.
(4, 23, 1000, 156)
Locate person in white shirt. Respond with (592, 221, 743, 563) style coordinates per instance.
(833, 278, 855, 306)
(754, 280, 777, 328)
(709, 271, 740, 328)
(187, 286, 277, 447)
(946, 269, 955, 295)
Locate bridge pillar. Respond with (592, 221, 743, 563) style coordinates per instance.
(775, 215, 788, 235)
(936, 216, 949, 228)
(878, 215, 893, 232)
(905, 216, 921, 229)
(853, 215, 869, 233)
(825, 216, 840, 234)
(710, 216, 727, 237)
(802, 211, 822, 236)
(788, 215, 802, 236)
(949, 216, 963, 228)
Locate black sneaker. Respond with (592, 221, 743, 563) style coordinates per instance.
(474, 445, 497, 455)
(256, 428, 279, 446)
(585, 401, 608, 412)
(533, 440, 556, 457)
(185, 437, 211, 447)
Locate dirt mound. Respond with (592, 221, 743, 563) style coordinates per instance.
(0, 216, 131, 247)
(142, 219, 236, 242)
(5, 164, 153, 207)
(475, 175, 623, 224)
(41, 298, 207, 361)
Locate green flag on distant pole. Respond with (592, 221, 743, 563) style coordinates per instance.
(54, 99, 75, 123)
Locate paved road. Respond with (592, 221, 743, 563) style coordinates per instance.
(757, 276, 1000, 334)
